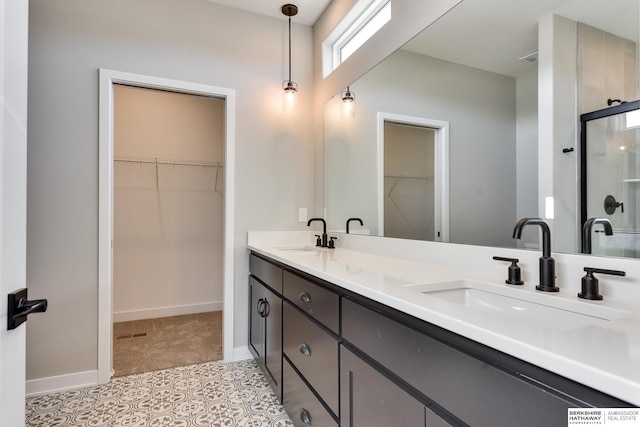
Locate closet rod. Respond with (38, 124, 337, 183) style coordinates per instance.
(114, 156, 223, 168)
(384, 173, 432, 180)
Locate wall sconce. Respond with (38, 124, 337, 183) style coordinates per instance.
(282, 4, 298, 111)
(341, 86, 355, 119)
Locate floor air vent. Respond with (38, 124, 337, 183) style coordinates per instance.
(116, 332, 148, 340)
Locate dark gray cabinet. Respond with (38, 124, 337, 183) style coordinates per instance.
(283, 358, 338, 427)
(283, 302, 339, 415)
(342, 297, 631, 426)
(283, 270, 339, 333)
(249, 255, 283, 402)
(341, 346, 431, 427)
(248, 276, 265, 362)
(281, 270, 341, 425)
(248, 251, 631, 426)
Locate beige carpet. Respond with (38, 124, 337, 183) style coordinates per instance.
(113, 311, 222, 377)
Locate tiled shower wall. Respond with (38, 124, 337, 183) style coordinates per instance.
(578, 22, 637, 115)
(577, 22, 639, 257)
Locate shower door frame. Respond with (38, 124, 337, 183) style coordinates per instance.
(580, 99, 640, 251)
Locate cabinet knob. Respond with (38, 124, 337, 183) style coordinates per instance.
(300, 408, 312, 425)
(298, 342, 312, 357)
(299, 291, 312, 303)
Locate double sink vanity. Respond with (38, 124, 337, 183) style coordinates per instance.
(247, 230, 639, 426)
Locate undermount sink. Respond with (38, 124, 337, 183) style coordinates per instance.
(405, 280, 629, 330)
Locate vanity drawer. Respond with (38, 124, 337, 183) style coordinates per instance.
(283, 271, 339, 332)
(283, 302, 339, 415)
(283, 358, 338, 427)
(250, 253, 282, 293)
(341, 298, 578, 427)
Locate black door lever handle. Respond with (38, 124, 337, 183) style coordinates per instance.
(7, 288, 48, 330)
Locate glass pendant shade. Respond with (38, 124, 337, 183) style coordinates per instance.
(341, 87, 355, 119)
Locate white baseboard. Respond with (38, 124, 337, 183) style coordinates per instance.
(113, 301, 222, 322)
(26, 370, 98, 398)
(27, 347, 254, 397)
(232, 346, 253, 362)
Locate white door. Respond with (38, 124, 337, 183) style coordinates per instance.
(0, 0, 30, 424)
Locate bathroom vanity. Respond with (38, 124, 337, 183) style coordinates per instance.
(247, 232, 639, 426)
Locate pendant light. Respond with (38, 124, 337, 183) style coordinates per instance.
(282, 4, 298, 111)
(341, 86, 355, 119)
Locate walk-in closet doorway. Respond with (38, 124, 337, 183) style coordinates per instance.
(113, 84, 224, 376)
(98, 70, 236, 384)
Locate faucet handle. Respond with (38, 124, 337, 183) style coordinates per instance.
(493, 256, 524, 285)
(579, 267, 626, 300)
(328, 236, 338, 249)
(314, 235, 322, 247)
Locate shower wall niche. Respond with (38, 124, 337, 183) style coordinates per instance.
(113, 85, 225, 321)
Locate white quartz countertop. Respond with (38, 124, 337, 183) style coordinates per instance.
(248, 239, 640, 406)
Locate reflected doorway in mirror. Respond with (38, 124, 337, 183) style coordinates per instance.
(377, 112, 449, 242)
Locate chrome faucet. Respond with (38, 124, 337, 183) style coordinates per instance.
(512, 218, 558, 292)
(582, 218, 613, 254)
(307, 218, 328, 247)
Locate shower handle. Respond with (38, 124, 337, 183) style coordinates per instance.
(604, 195, 624, 215)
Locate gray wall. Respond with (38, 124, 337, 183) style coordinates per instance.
(26, 0, 314, 380)
(516, 69, 540, 248)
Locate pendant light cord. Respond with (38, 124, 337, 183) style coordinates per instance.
(288, 12, 292, 83)
(281, 4, 298, 90)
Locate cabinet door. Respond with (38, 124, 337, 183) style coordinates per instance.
(341, 346, 426, 427)
(248, 276, 265, 362)
(264, 285, 283, 401)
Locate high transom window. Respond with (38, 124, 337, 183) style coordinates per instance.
(325, 0, 391, 75)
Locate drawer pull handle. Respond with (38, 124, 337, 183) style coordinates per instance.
(298, 342, 312, 356)
(299, 291, 312, 303)
(257, 298, 270, 317)
(300, 408, 312, 425)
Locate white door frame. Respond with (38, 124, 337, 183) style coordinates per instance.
(98, 69, 235, 384)
(377, 112, 449, 241)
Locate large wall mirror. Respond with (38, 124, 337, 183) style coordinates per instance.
(324, 0, 640, 257)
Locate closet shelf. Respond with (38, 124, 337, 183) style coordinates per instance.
(114, 156, 223, 168)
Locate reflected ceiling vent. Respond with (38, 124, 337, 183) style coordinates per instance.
(519, 51, 538, 63)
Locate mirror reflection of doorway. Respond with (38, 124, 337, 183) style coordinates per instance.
(384, 123, 436, 240)
(112, 84, 224, 376)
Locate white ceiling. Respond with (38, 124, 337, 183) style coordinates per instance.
(403, 0, 639, 77)
(207, 0, 638, 78)
(207, 0, 332, 26)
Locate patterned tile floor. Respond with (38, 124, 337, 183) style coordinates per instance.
(26, 359, 293, 427)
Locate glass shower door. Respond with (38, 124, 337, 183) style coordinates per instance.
(581, 101, 640, 257)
